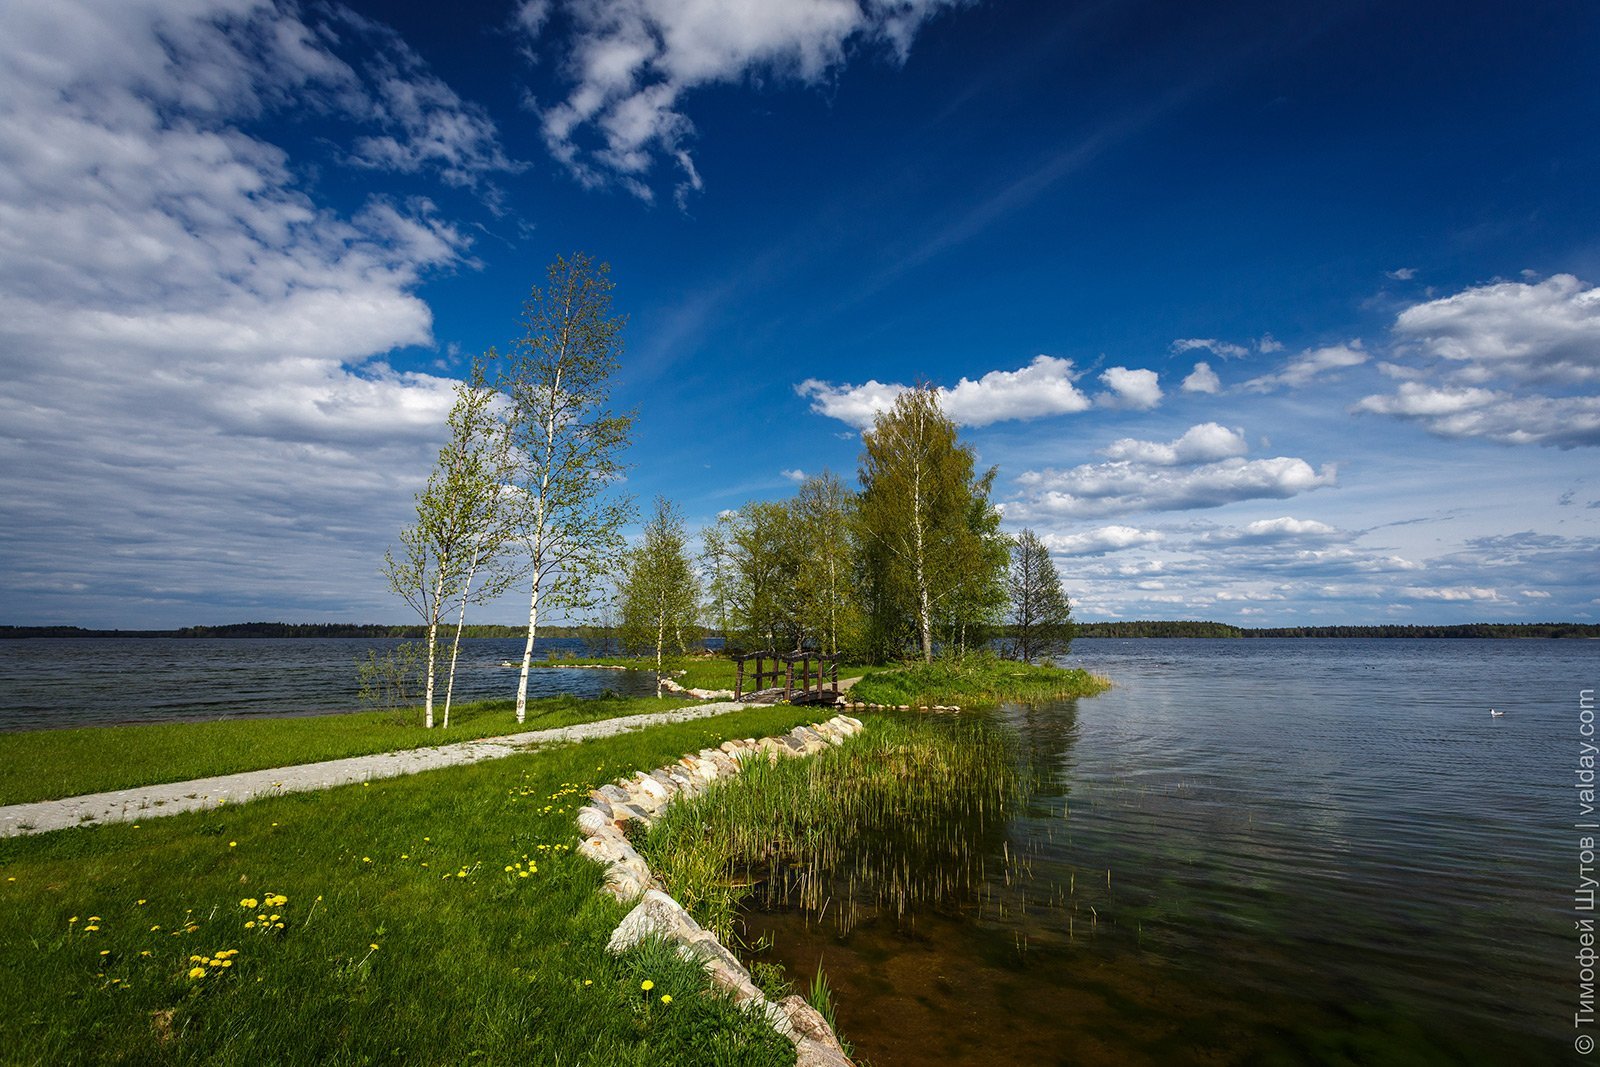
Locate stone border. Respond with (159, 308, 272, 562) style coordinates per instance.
(841, 701, 961, 712)
(575, 714, 865, 1067)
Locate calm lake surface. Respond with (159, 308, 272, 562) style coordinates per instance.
(0, 637, 651, 730)
(741, 638, 1597, 1066)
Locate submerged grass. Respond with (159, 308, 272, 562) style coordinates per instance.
(0, 694, 701, 806)
(848, 652, 1110, 708)
(0, 704, 823, 1065)
(640, 714, 1025, 942)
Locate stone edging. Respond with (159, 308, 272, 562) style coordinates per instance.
(574, 715, 866, 1067)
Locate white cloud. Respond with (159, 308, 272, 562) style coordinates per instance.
(1198, 517, 1340, 544)
(1400, 586, 1501, 602)
(1356, 277, 1600, 448)
(1256, 334, 1284, 353)
(1181, 361, 1221, 394)
(796, 354, 1091, 429)
(1097, 366, 1163, 409)
(1171, 338, 1248, 360)
(1386, 267, 1417, 281)
(1101, 423, 1248, 466)
(0, 0, 497, 624)
(1242, 342, 1368, 392)
(1393, 274, 1600, 385)
(781, 468, 808, 482)
(1042, 525, 1163, 556)
(1011, 456, 1336, 519)
(524, 0, 963, 201)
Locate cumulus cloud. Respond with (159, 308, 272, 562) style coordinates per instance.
(523, 0, 963, 201)
(1242, 342, 1368, 392)
(0, 0, 499, 624)
(1012, 458, 1336, 519)
(796, 355, 1092, 429)
(1357, 275, 1600, 448)
(1181, 361, 1222, 394)
(1097, 366, 1163, 409)
(1042, 525, 1164, 556)
(1393, 274, 1600, 385)
(781, 468, 808, 482)
(1197, 517, 1340, 544)
(1101, 423, 1248, 466)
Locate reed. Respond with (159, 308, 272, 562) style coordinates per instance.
(641, 714, 1025, 942)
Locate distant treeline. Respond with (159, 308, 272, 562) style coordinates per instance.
(7, 620, 1597, 641)
(0, 622, 589, 640)
(1074, 621, 1600, 639)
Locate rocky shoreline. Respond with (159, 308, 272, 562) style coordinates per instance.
(574, 715, 865, 1067)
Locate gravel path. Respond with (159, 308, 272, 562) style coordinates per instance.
(0, 701, 757, 839)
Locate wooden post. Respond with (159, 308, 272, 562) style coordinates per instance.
(784, 657, 794, 702)
(830, 655, 839, 695)
(735, 655, 745, 701)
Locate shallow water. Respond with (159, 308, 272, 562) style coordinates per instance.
(0, 637, 657, 730)
(740, 638, 1597, 1065)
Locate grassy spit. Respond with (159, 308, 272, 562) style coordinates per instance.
(639, 715, 1025, 943)
(0, 694, 703, 806)
(531, 654, 876, 693)
(847, 652, 1110, 708)
(0, 705, 826, 1066)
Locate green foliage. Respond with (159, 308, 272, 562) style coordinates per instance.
(1007, 527, 1073, 663)
(355, 642, 426, 710)
(790, 472, 864, 658)
(497, 252, 636, 722)
(848, 651, 1109, 707)
(617, 497, 701, 691)
(855, 387, 1007, 662)
(0, 706, 823, 1064)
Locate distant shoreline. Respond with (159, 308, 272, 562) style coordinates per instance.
(3, 621, 1597, 640)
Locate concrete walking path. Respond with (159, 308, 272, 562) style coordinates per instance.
(0, 701, 761, 839)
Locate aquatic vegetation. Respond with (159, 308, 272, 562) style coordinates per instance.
(848, 651, 1109, 708)
(642, 714, 1027, 939)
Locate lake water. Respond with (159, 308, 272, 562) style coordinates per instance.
(0, 637, 654, 730)
(740, 638, 1598, 1066)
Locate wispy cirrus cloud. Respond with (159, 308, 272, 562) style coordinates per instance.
(1241, 342, 1368, 392)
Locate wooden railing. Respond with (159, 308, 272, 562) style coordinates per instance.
(732, 652, 840, 703)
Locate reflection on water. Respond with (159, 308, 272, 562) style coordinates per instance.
(0, 637, 657, 730)
(740, 639, 1594, 1065)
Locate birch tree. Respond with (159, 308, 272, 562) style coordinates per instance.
(618, 497, 701, 696)
(499, 253, 634, 723)
(1007, 528, 1073, 663)
(384, 369, 516, 728)
(699, 513, 735, 641)
(791, 471, 860, 657)
(855, 387, 1003, 663)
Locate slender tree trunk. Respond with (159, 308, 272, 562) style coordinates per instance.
(425, 619, 439, 729)
(655, 601, 666, 698)
(515, 563, 542, 724)
(442, 554, 480, 730)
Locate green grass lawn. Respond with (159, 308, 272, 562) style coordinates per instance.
(847, 653, 1111, 707)
(0, 694, 702, 807)
(0, 705, 824, 1065)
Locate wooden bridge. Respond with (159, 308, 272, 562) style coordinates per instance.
(732, 652, 842, 705)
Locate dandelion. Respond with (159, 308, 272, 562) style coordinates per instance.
(584, 979, 593, 986)
(68, 916, 78, 924)
(228, 842, 237, 848)
(240, 898, 258, 909)
(660, 995, 672, 1005)
(85, 925, 100, 932)
(362, 857, 372, 864)
(99, 950, 110, 956)
(641, 980, 654, 992)
(136, 899, 147, 906)
(245, 922, 256, 929)
(150, 925, 161, 932)
(140, 951, 152, 958)
(188, 967, 207, 979)
(369, 943, 380, 951)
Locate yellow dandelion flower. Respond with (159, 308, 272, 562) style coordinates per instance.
(69, 916, 78, 923)
(85, 925, 100, 932)
(99, 950, 110, 956)
(273, 923, 284, 930)
(240, 898, 258, 909)
(641, 980, 654, 991)
(369, 943, 380, 951)
(268, 915, 280, 922)
(150, 925, 161, 932)
(89, 916, 102, 921)
(228, 842, 237, 848)
(136, 899, 147, 906)
(188, 967, 207, 979)
(517, 871, 529, 878)
(583, 979, 593, 986)
(140, 950, 152, 958)
(660, 995, 672, 1005)
(218, 959, 233, 968)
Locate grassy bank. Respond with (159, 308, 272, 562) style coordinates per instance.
(846, 653, 1110, 708)
(533, 654, 875, 693)
(0, 704, 824, 1065)
(641, 714, 1024, 942)
(0, 694, 700, 807)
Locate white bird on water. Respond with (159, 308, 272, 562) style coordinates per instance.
(1490, 708, 1504, 717)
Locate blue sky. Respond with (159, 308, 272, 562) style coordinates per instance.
(2, 0, 1598, 628)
